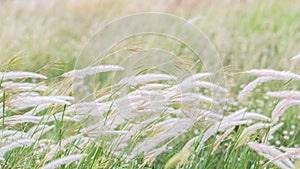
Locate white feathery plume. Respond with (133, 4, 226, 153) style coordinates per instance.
(267, 122, 284, 140)
(173, 109, 211, 120)
(44, 114, 79, 123)
(262, 153, 292, 169)
(0, 71, 47, 80)
(32, 125, 55, 139)
(237, 122, 273, 145)
(9, 96, 71, 110)
(41, 154, 85, 169)
(61, 65, 124, 79)
(0, 139, 35, 157)
(74, 102, 112, 117)
(77, 137, 90, 149)
(1, 130, 23, 138)
(182, 136, 197, 153)
(145, 118, 190, 133)
(218, 120, 252, 132)
(44, 134, 84, 162)
(95, 92, 121, 103)
(266, 91, 300, 100)
(266, 148, 300, 166)
(128, 89, 165, 98)
(4, 115, 42, 125)
(60, 102, 102, 117)
(116, 73, 176, 87)
(144, 145, 167, 165)
(271, 99, 300, 123)
(230, 112, 270, 122)
(168, 73, 212, 91)
(49, 96, 74, 101)
(1, 81, 48, 91)
(238, 76, 277, 102)
(27, 124, 51, 136)
(245, 69, 300, 80)
(279, 147, 299, 153)
(1, 133, 30, 143)
(79, 121, 106, 136)
(16, 92, 40, 98)
(169, 93, 218, 104)
(291, 54, 300, 61)
(181, 73, 213, 84)
(24, 104, 52, 116)
(130, 118, 193, 157)
(0, 130, 29, 141)
(279, 147, 300, 158)
(82, 130, 129, 138)
(139, 83, 171, 90)
(212, 127, 234, 153)
(248, 142, 294, 169)
(195, 81, 228, 93)
(196, 123, 219, 152)
(207, 112, 224, 120)
(196, 118, 249, 152)
(79, 118, 129, 137)
(224, 108, 247, 120)
(33, 139, 52, 151)
(130, 132, 173, 158)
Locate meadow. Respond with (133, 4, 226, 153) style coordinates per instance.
(0, 0, 299, 168)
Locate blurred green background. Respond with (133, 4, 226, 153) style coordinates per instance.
(0, 0, 299, 77)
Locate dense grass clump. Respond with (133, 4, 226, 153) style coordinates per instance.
(0, 1, 299, 169)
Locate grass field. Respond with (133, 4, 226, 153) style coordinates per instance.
(0, 0, 299, 168)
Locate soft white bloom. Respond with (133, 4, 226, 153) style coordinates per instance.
(196, 123, 219, 152)
(248, 142, 294, 169)
(181, 73, 213, 84)
(267, 122, 284, 140)
(41, 154, 85, 169)
(238, 77, 268, 102)
(24, 104, 52, 116)
(224, 108, 247, 120)
(139, 83, 171, 90)
(31, 125, 55, 139)
(9, 96, 72, 110)
(271, 99, 300, 123)
(62, 65, 124, 79)
(95, 92, 121, 103)
(130, 118, 193, 158)
(212, 127, 234, 153)
(116, 73, 176, 87)
(144, 145, 167, 165)
(219, 120, 252, 131)
(291, 54, 300, 61)
(1, 81, 48, 91)
(266, 91, 300, 100)
(16, 92, 40, 98)
(195, 81, 228, 93)
(229, 112, 270, 122)
(0, 72, 47, 80)
(238, 77, 278, 102)
(245, 69, 300, 80)
(168, 93, 218, 104)
(0, 139, 35, 157)
(237, 122, 273, 145)
(44, 135, 84, 162)
(0, 130, 29, 141)
(4, 115, 42, 125)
